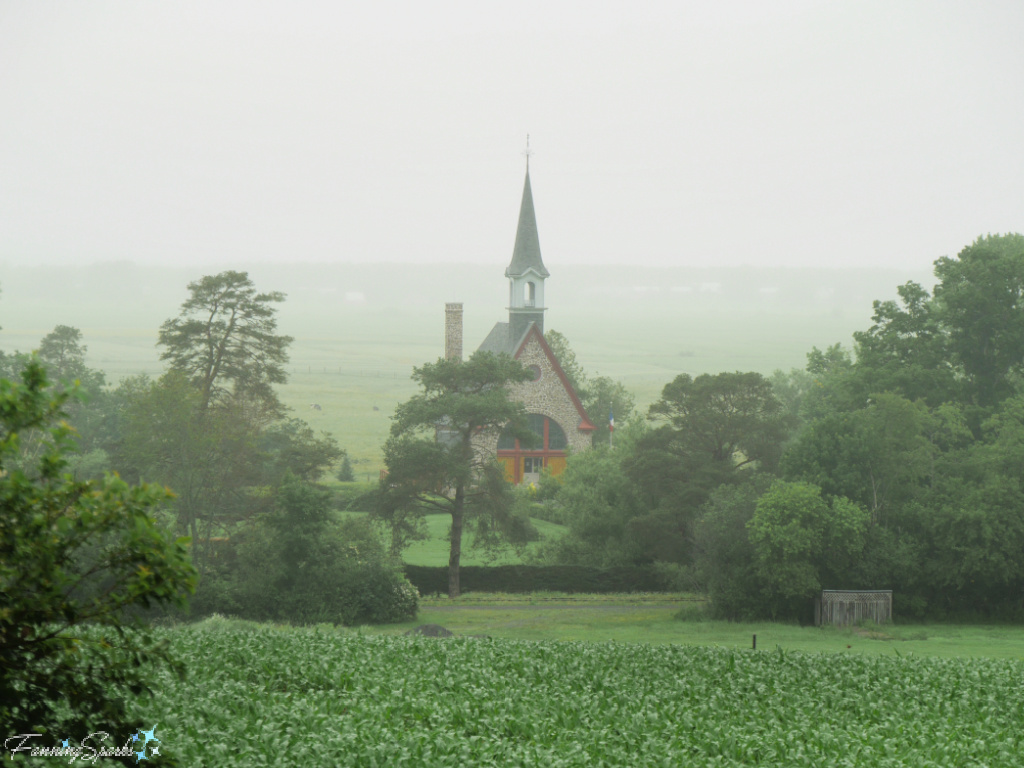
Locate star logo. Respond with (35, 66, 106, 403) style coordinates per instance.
(139, 726, 160, 747)
(133, 725, 161, 764)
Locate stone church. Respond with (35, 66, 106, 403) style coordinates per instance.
(444, 165, 594, 484)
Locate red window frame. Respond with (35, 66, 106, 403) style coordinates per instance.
(497, 415, 567, 483)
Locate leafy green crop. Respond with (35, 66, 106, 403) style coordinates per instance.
(124, 622, 1024, 767)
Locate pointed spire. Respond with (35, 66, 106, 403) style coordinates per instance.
(505, 164, 550, 278)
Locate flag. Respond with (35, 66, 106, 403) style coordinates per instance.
(609, 408, 614, 433)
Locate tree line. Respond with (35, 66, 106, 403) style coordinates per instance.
(514, 234, 1024, 621)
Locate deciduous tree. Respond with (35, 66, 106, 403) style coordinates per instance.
(117, 371, 265, 576)
(531, 423, 649, 567)
(693, 476, 772, 619)
(781, 393, 958, 524)
(258, 417, 342, 484)
(0, 360, 196, 743)
(933, 233, 1024, 409)
(545, 329, 635, 445)
(747, 480, 868, 620)
(617, 371, 792, 566)
(647, 372, 791, 471)
(158, 271, 292, 417)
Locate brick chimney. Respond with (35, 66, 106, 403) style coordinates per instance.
(445, 303, 463, 361)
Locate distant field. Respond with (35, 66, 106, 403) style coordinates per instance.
(0, 261, 934, 475)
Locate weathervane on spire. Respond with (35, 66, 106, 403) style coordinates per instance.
(523, 134, 533, 170)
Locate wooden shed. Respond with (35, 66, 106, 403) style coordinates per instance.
(815, 590, 892, 627)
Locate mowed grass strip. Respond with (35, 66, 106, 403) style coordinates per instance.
(134, 619, 1024, 767)
(376, 599, 1024, 658)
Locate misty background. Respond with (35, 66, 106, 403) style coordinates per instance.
(2, 1, 1022, 271)
(0, 1, 1020, 462)
(0, 260, 931, 390)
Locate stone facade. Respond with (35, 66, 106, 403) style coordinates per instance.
(470, 325, 593, 484)
(503, 333, 592, 454)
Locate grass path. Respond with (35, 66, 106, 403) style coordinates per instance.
(364, 595, 1024, 659)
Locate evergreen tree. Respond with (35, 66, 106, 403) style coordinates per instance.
(380, 352, 536, 596)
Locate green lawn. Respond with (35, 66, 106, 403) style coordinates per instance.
(398, 513, 566, 567)
(335, 508, 566, 567)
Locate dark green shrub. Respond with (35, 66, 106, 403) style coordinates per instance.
(201, 474, 417, 625)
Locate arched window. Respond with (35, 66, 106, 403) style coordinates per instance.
(497, 414, 571, 483)
(547, 419, 567, 450)
(497, 414, 567, 451)
(526, 281, 536, 307)
(497, 429, 516, 450)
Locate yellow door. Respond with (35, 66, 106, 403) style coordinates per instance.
(500, 456, 516, 483)
(547, 456, 567, 477)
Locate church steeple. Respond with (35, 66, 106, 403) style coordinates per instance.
(506, 167, 550, 280)
(506, 161, 549, 341)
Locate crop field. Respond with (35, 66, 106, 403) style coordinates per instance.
(116, 620, 1024, 767)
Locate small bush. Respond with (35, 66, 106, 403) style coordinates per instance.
(195, 475, 417, 625)
(334, 563, 420, 625)
(336, 453, 355, 482)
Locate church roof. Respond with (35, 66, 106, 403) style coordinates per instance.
(478, 321, 531, 356)
(477, 321, 595, 433)
(505, 169, 550, 279)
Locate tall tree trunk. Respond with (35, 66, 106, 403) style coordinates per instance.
(448, 486, 464, 598)
(390, 524, 403, 560)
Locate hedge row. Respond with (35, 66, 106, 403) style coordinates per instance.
(404, 565, 668, 595)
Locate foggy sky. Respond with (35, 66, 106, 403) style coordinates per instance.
(1, 1, 1022, 270)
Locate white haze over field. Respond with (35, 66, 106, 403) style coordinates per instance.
(1, 1, 1022, 270)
